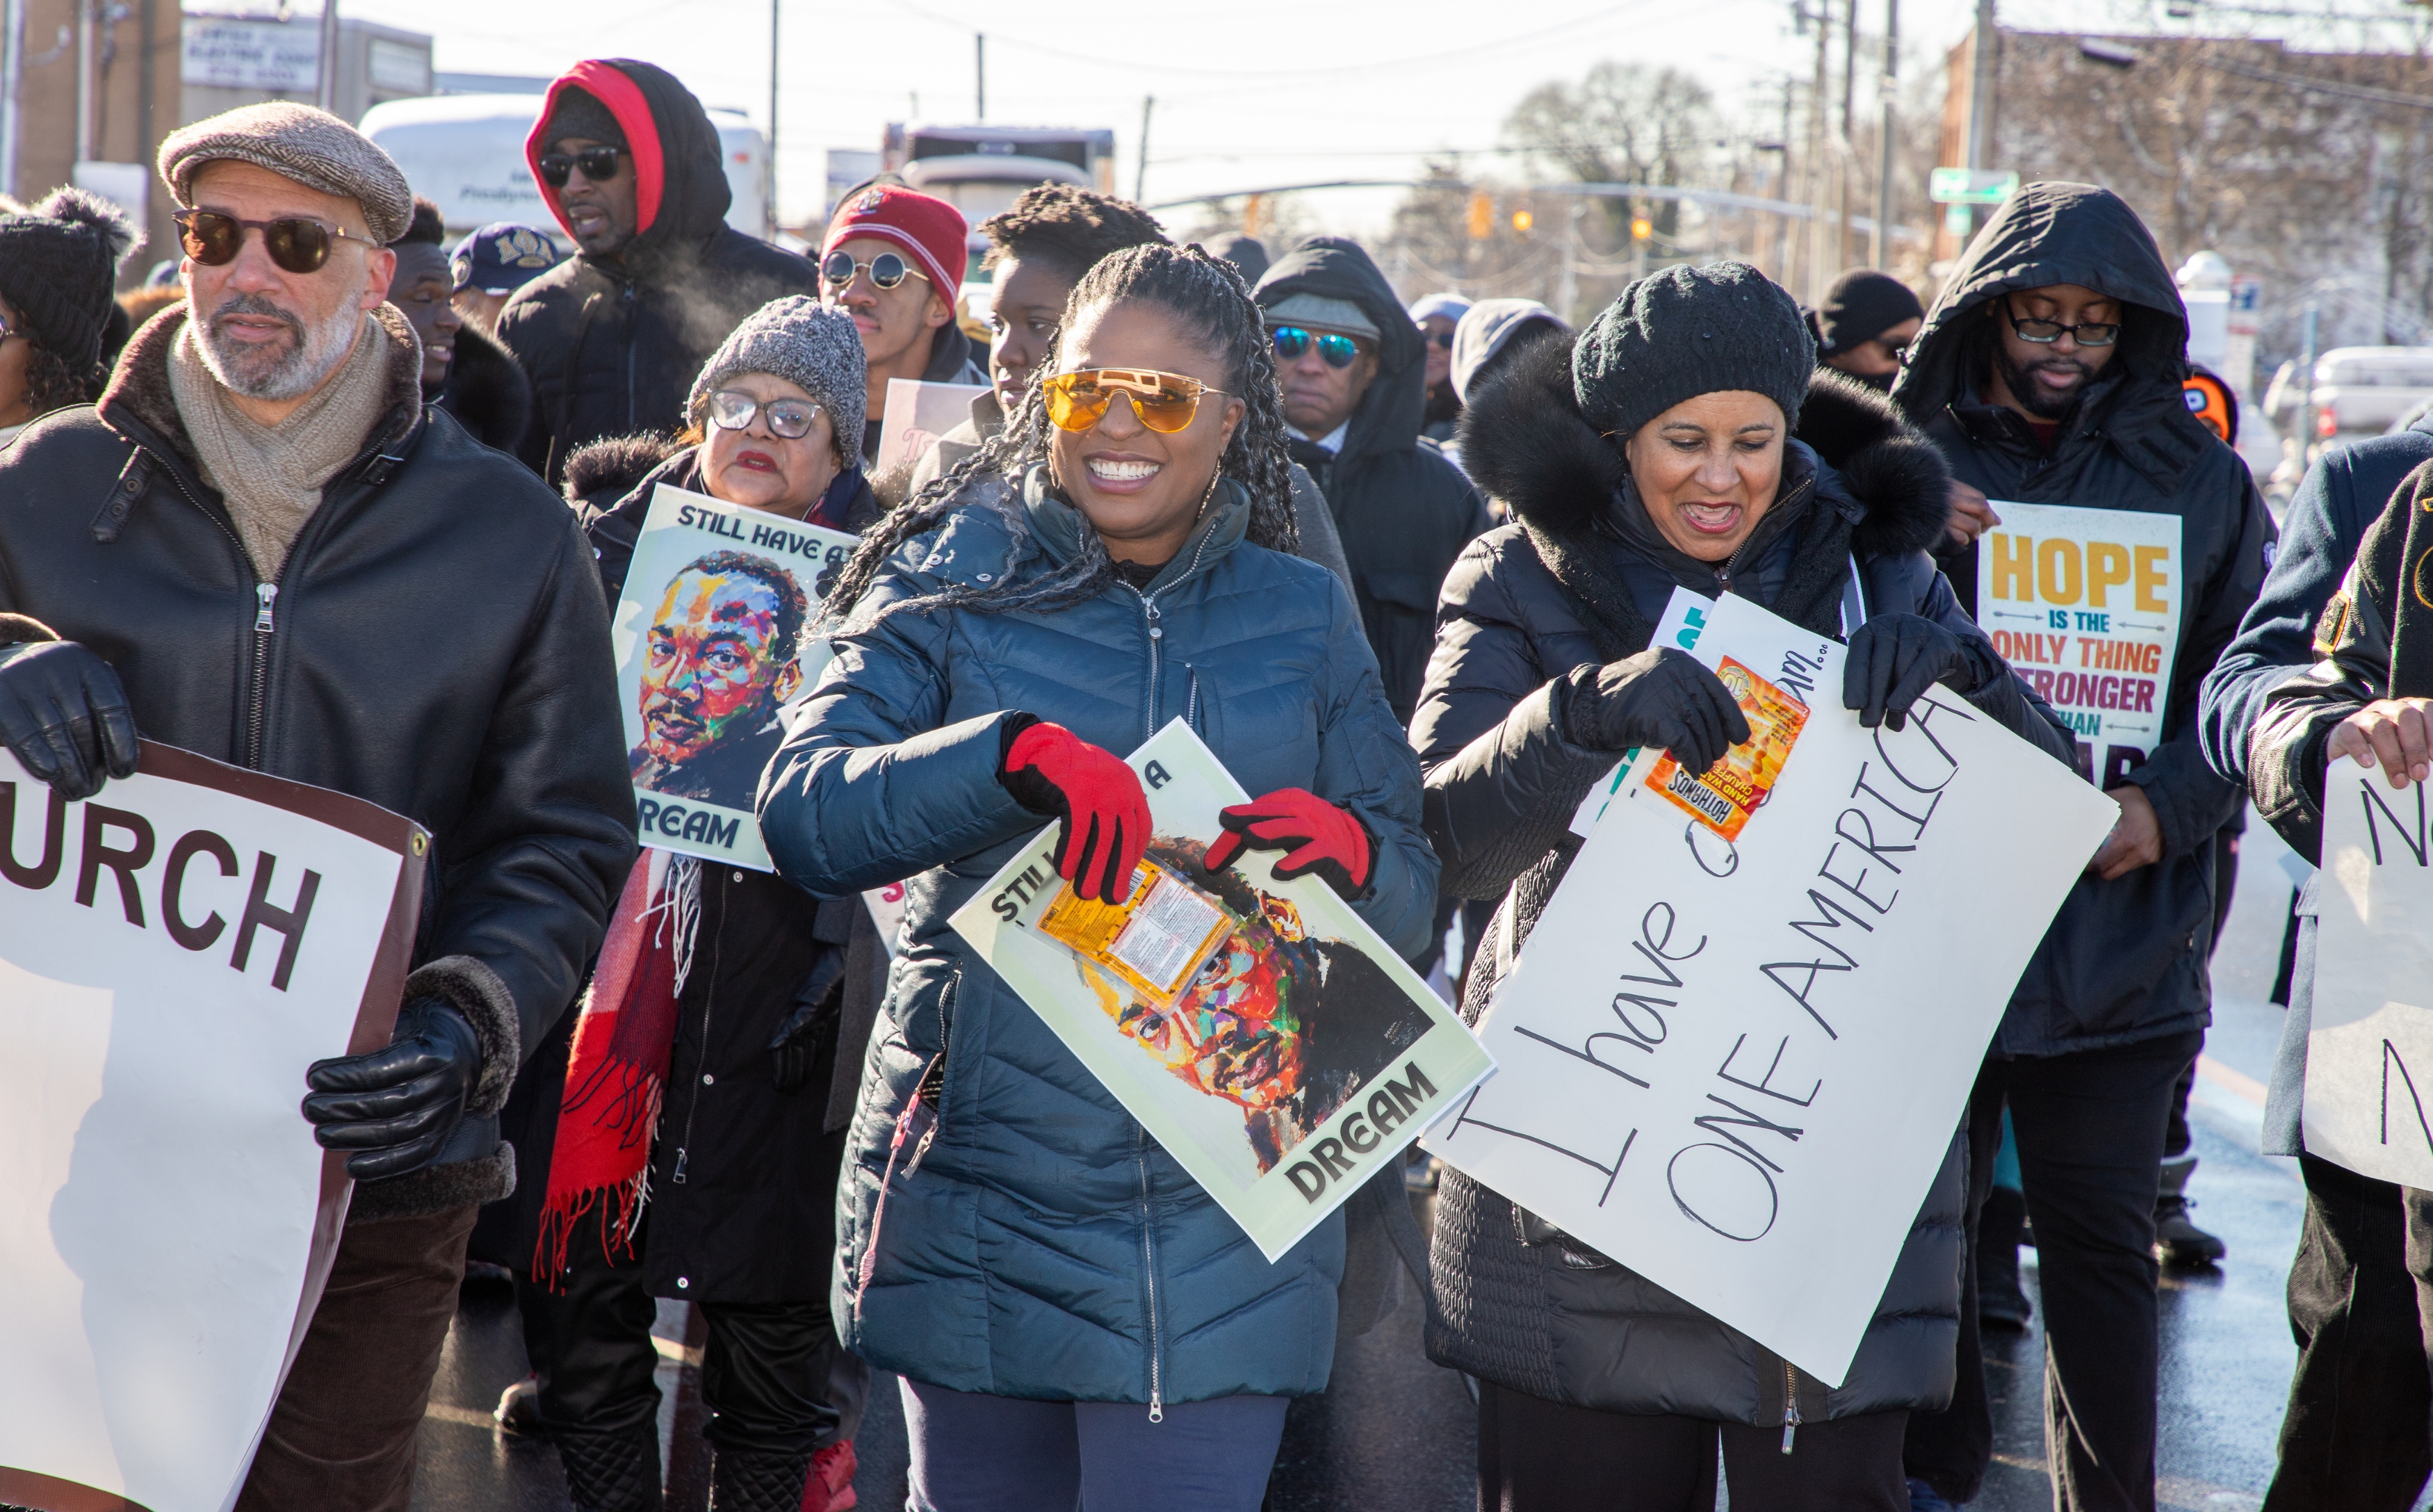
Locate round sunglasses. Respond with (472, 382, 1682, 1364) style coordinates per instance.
(822, 250, 930, 291)
(706, 389, 823, 440)
(173, 210, 377, 275)
(537, 146, 625, 188)
(1270, 325, 1365, 370)
(1043, 369, 1230, 435)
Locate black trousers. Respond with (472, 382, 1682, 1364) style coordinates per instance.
(2261, 1155, 2433, 1510)
(1475, 1380, 1907, 1510)
(1904, 1028, 2203, 1511)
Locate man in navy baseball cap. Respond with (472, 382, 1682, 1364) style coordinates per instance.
(450, 221, 561, 335)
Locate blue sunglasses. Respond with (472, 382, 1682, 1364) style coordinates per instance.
(1271, 325, 1364, 369)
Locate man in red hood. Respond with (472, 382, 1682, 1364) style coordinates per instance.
(494, 60, 817, 483)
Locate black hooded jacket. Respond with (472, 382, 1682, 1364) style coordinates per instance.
(494, 60, 819, 483)
(1254, 238, 1490, 724)
(433, 319, 534, 458)
(1890, 182, 2273, 1057)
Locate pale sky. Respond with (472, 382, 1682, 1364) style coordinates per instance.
(336, 0, 2416, 235)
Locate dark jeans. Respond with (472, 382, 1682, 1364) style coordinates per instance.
(900, 1377, 1288, 1512)
(236, 1201, 478, 1512)
(2261, 1155, 2433, 1510)
(1905, 1028, 2203, 1511)
(1474, 1381, 1908, 1510)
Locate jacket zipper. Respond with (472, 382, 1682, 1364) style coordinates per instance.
(1185, 665, 1202, 732)
(1781, 1360, 1802, 1453)
(1116, 523, 1223, 743)
(1136, 1124, 1165, 1422)
(1713, 474, 1812, 599)
(247, 583, 279, 767)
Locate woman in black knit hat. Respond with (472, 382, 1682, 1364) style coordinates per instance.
(1413, 260, 2078, 1506)
(0, 186, 138, 445)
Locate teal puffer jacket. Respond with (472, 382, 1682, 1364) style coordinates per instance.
(757, 469, 1438, 1406)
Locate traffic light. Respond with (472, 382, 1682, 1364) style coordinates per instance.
(1631, 216, 1654, 242)
(1511, 208, 1534, 234)
(1467, 192, 1493, 241)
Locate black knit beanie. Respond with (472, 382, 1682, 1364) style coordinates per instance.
(1572, 260, 1814, 442)
(544, 88, 626, 152)
(1814, 268, 1924, 355)
(0, 187, 138, 378)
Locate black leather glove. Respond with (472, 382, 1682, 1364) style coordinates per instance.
(770, 948, 849, 1091)
(1843, 613, 2003, 732)
(0, 640, 140, 801)
(1563, 649, 1752, 774)
(301, 998, 482, 1180)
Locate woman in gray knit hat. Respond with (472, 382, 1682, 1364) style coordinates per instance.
(1408, 260, 2079, 1506)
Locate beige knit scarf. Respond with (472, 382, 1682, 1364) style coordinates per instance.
(167, 311, 397, 579)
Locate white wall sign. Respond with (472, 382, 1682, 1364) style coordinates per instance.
(180, 15, 321, 92)
(2305, 772, 2433, 1187)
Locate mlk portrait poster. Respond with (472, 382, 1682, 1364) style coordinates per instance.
(0, 742, 423, 1512)
(608, 483, 859, 872)
(1424, 594, 2116, 1387)
(951, 721, 1494, 1262)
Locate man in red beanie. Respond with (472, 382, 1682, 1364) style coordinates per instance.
(820, 181, 984, 466)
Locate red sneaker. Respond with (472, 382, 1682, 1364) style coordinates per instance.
(805, 1440, 857, 1512)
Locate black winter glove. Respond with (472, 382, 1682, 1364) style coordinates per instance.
(770, 948, 849, 1091)
(1563, 649, 1752, 775)
(0, 640, 140, 801)
(1842, 613, 2004, 732)
(302, 998, 482, 1180)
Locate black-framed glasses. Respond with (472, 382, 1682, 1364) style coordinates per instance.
(706, 389, 823, 439)
(1419, 329, 1456, 349)
(172, 210, 375, 274)
(2003, 301, 2121, 348)
(537, 147, 625, 188)
(1271, 325, 1364, 369)
(822, 250, 929, 291)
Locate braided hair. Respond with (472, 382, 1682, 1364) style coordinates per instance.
(822, 242, 1300, 628)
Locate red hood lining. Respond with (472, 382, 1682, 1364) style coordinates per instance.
(525, 62, 665, 245)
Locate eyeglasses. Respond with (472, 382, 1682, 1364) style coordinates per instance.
(706, 389, 823, 439)
(173, 210, 375, 275)
(822, 250, 929, 291)
(2003, 302, 2121, 348)
(1419, 329, 1456, 349)
(1270, 325, 1364, 369)
(1043, 368, 1230, 434)
(537, 147, 625, 188)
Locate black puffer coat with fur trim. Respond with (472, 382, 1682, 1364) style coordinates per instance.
(1411, 346, 2072, 1426)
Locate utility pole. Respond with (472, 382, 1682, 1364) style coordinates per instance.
(1964, 0, 1996, 240)
(1803, 0, 1830, 303)
(1776, 83, 1796, 281)
(1134, 95, 1153, 203)
(314, 0, 340, 115)
(74, 0, 92, 161)
(1557, 200, 1581, 327)
(975, 33, 984, 120)
(1, 0, 23, 197)
(768, 0, 779, 236)
(1839, 0, 1857, 273)
(1871, 0, 1897, 266)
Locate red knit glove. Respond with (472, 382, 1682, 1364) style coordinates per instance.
(1204, 788, 1375, 900)
(1000, 720, 1153, 904)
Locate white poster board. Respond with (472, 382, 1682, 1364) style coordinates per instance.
(0, 743, 423, 1512)
(1976, 501, 2183, 783)
(952, 720, 1493, 1261)
(2304, 772, 2433, 1186)
(608, 483, 857, 872)
(1424, 594, 2114, 1385)
(875, 379, 988, 479)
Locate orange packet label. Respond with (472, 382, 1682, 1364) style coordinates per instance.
(1644, 657, 1810, 840)
(1032, 859, 1233, 1006)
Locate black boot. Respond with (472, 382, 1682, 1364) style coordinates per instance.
(557, 1421, 663, 1512)
(2154, 1153, 2227, 1267)
(1976, 1184, 2032, 1331)
(709, 1447, 815, 1512)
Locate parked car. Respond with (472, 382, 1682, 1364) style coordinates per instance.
(2263, 345, 2433, 448)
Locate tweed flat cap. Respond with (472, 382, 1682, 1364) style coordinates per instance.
(158, 102, 414, 245)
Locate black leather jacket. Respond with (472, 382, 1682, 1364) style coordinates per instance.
(0, 303, 637, 1220)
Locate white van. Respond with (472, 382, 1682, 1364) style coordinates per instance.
(2264, 345, 2433, 446)
(359, 94, 770, 244)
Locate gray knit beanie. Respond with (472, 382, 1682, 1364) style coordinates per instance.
(1572, 261, 1814, 441)
(686, 297, 867, 464)
(159, 102, 414, 245)
(542, 89, 627, 152)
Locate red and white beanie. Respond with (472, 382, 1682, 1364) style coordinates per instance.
(821, 184, 968, 300)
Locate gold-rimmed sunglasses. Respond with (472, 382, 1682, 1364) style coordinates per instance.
(1042, 368, 1232, 434)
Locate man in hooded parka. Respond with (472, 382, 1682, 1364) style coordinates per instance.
(495, 60, 818, 483)
(1881, 182, 2273, 1510)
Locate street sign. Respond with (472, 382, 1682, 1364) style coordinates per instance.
(1930, 168, 2019, 205)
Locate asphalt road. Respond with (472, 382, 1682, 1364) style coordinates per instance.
(407, 806, 2432, 1512)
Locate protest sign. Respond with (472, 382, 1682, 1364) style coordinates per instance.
(608, 482, 858, 871)
(1976, 501, 2183, 783)
(952, 720, 1493, 1262)
(2304, 772, 2433, 1187)
(0, 743, 423, 1512)
(1568, 591, 1717, 838)
(1425, 593, 2114, 1385)
(874, 378, 988, 479)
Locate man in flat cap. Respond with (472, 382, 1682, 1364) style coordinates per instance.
(0, 101, 635, 1509)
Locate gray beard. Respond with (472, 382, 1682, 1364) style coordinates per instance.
(193, 283, 368, 402)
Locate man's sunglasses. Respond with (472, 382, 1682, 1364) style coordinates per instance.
(173, 210, 376, 274)
(537, 147, 625, 188)
(1043, 368, 1230, 434)
(1271, 325, 1365, 369)
(706, 389, 822, 440)
(2002, 302, 2121, 348)
(822, 250, 930, 291)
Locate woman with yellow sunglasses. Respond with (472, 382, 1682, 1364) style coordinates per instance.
(758, 243, 1437, 1511)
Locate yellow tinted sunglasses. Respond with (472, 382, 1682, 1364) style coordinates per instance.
(1042, 368, 1232, 435)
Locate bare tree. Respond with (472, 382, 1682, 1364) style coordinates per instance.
(1505, 62, 1720, 240)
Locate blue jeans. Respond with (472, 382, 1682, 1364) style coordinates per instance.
(900, 1376, 1289, 1512)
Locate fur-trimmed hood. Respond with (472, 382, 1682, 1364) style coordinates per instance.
(560, 430, 687, 508)
(434, 320, 533, 457)
(1455, 331, 1951, 560)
